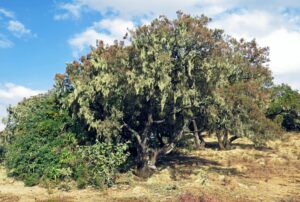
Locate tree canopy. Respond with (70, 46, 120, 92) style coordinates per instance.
(54, 12, 280, 176)
(1, 12, 284, 182)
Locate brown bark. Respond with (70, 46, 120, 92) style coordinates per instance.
(192, 120, 206, 149)
(223, 131, 229, 149)
(128, 117, 191, 178)
(192, 120, 201, 149)
(217, 131, 233, 150)
(136, 147, 157, 178)
(146, 120, 191, 171)
(216, 133, 225, 150)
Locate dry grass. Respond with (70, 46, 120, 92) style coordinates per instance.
(0, 193, 20, 202)
(0, 133, 299, 202)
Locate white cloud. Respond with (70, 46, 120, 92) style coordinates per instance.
(0, 8, 14, 49)
(69, 18, 134, 56)
(259, 28, 300, 75)
(95, 19, 134, 37)
(210, 10, 300, 90)
(210, 10, 279, 38)
(58, 0, 300, 90)
(0, 7, 34, 47)
(7, 20, 32, 38)
(54, 13, 70, 21)
(54, 3, 82, 20)
(0, 83, 45, 131)
(69, 28, 106, 55)
(56, 0, 201, 20)
(273, 71, 300, 91)
(0, 7, 14, 18)
(0, 105, 7, 131)
(0, 34, 13, 48)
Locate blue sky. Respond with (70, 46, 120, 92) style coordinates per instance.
(1, 0, 300, 130)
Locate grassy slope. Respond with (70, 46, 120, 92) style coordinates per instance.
(0, 133, 299, 202)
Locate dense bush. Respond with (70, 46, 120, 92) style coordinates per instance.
(75, 141, 128, 188)
(267, 84, 300, 131)
(2, 92, 128, 187)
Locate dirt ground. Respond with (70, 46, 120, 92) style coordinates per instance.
(0, 133, 299, 202)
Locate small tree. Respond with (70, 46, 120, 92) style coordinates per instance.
(207, 39, 281, 149)
(267, 84, 300, 131)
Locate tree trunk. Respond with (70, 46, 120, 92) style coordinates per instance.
(216, 133, 225, 150)
(148, 149, 159, 170)
(156, 133, 165, 147)
(192, 120, 201, 149)
(136, 146, 155, 178)
(198, 133, 206, 149)
(134, 119, 190, 178)
(222, 131, 230, 149)
(192, 120, 206, 149)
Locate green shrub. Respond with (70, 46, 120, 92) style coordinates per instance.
(3, 92, 128, 188)
(4, 93, 77, 185)
(75, 141, 129, 188)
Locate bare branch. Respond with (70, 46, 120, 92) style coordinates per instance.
(158, 119, 191, 155)
(122, 122, 142, 145)
(153, 119, 165, 124)
(141, 113, 153, 145)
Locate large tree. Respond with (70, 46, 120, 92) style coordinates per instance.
(58, 12, 280, 176)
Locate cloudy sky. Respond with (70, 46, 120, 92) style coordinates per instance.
(0, 0, 300, 130)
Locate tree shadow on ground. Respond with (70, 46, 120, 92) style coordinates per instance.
(205, 141, 272, 151)
(157, 151, 221, 168)
(156, 151, 221, 180)
(132, 150, 222, 179)
(204, 141, 220, 149)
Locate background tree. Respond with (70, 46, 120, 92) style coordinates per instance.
(206, 38, 281, 149)
(267, 84, 300, 131)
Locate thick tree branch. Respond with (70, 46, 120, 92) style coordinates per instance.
(122, 122, 142, 146)
(153, 119, 165, 124)
(156, 133, 165, 147)
(192, 119, 201, 149)
(158, 120, 191, 155)
(141, 113, 153, 145)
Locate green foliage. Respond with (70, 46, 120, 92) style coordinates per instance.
(4, 93, 76, 186)
(75, 141, 128, 188)
(61, 12, 238, 172)
(1, 12, 284, 184)
(267, 84, 300, 131)
(2, 92, 128, 187)
(58, 12, 282, 171)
